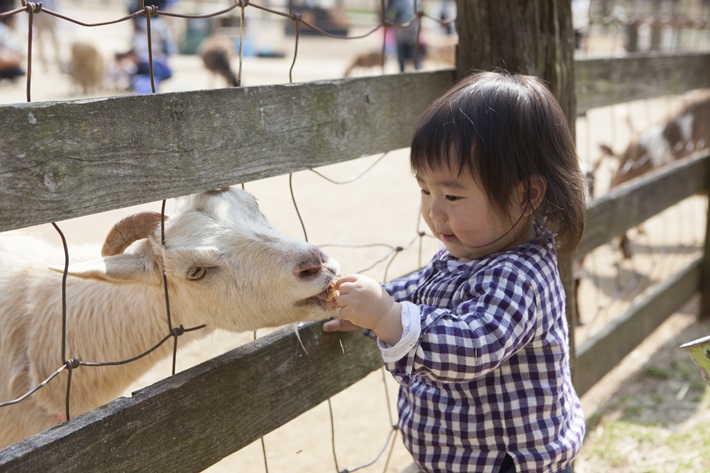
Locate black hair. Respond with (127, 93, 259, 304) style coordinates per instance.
(410, 70, 586, 254)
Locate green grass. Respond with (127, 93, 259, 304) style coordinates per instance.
(580, 418, 710, 472)
(576, 322, 710, 472)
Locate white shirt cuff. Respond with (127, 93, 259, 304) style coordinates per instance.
(378, 301, 420, 363)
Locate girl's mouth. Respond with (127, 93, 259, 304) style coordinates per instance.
(440, 233, 457, 242)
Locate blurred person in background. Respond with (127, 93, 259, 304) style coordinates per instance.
(32, 0, 63, 72)
(126, 0, 178, 93)
(0, 0, 25, 82)
(572, 0, 591, 50)
(386, 0, 423, 72)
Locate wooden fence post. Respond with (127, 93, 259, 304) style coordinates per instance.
(454, 0, 578, 376)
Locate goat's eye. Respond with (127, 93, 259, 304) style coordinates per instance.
(188, 266, 207, 280)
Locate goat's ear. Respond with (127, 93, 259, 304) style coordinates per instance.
(49, 254, 154, 283)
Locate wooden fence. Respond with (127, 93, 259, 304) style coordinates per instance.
(1, 46, 710, 471)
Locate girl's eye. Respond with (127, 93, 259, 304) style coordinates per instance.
(420, 189, 431, 196)
(188, 266, 208, 280)
(445, 195, 461, 201)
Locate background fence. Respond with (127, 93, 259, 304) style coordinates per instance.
(1, 0, 710, 472)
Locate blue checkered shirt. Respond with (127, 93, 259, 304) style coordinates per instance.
(379, 230, 585, 472)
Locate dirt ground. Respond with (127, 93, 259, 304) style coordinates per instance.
(2, 2, 710, 472)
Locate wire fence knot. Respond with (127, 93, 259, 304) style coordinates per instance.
(22, 1, 43, 14)
(143, 5, 159, 17)
(171, 325, 185, 337)
(64, 357, 80, 371)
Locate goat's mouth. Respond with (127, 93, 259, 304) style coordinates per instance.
(298, 281, 339, 309)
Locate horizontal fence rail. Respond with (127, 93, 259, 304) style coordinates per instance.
(575, 51, 710, 114)
(3, 52, 710, 231)
(0, 71, 454, 232)
(0, 322, 383, 473)
(574, 151, 710, 394)
(578, 151, 710, 258)
(576, 257, 703, 395)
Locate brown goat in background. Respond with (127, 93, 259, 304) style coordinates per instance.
(67, 41, 105, 95)
(600, 94, 710, 257)
(198, 35, 239, 87)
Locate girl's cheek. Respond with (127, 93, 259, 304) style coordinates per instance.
(420, 200, 430, 220)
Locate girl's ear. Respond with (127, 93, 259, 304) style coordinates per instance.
(515, 175, 547, 217)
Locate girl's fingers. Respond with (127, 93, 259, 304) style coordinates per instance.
(322, 317, 361, 332)
(334, 274, 358, 291)
(322, 318, 341, 332)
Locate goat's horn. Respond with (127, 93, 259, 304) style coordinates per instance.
(101, 212, 167, 256)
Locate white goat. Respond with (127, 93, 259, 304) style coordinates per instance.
(0, 186, 339, 448)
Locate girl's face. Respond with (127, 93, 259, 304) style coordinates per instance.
(417, 166, 534, 261)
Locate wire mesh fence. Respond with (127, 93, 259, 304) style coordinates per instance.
(574, 0, 710, 351)
(1, 0, 710, 471)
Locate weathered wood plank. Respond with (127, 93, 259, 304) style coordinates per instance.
(575, 257, 702, 396)
(0, 321, 383, 473)
(2, 52, 708, 233)
(576, 51, 710, 114)
(578, 152, 710, 258)
(3, 52, 708, 233)
(0, 71, 455, 232)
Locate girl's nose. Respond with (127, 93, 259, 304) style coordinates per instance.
(428, 200, 447, 223)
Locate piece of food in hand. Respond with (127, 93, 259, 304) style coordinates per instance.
(325, 281, 339, 302)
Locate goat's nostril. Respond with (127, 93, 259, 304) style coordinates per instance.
(294, 247, 327, 279)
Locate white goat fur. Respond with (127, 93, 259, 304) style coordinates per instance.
(0, 187, 339, 448)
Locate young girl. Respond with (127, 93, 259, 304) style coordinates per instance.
(323, 71, 586, 473)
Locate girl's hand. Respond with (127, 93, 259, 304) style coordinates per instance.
(322, 317, 361, 332)
(327, 274, 403, 346)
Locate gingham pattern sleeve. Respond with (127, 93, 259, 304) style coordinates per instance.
(391, 260, 542, 382)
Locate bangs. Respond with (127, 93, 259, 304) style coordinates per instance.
(410, 97, 477, 179)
